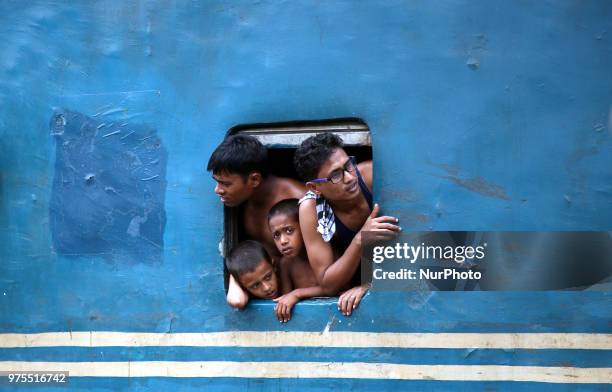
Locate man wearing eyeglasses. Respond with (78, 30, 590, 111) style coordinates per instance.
(294, 133, 401, 316)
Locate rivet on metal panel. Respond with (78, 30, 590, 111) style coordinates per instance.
(84, 173, 95, 184)
(466, 57, 479, 70)
(218, 238, 225, 257)
(52, 114, 66, 135)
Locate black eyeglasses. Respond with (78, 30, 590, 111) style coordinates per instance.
(310, 156, 356, 184)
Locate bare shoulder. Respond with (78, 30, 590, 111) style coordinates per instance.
(276, 176, 306, 198)
(298, 197, 316, 216)
(357, 160, 373, 191)
(298, 198, 317, 230)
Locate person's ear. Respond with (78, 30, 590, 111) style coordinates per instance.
(247, 172, 262, 187)
(306, 181, 320, 195)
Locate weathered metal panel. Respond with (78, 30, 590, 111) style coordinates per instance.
(0, 0, 611, 389)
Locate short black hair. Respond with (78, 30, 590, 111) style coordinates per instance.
(226, 240, 271, 278)
(268, 198, 299, 224)
(207, 134, 268, 180)
(293, 133, 343, 181)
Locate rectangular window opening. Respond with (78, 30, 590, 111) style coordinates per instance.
(223, 118, 373, 298)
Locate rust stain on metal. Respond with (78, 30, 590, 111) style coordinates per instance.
(428, 162, 510, 200)
(440, 174, 511, 201)
(400, 212, 430, 226)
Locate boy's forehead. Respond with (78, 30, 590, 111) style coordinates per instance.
(239, 259, 273, 281)
(214, 169, 262, 180)
(213, 170, 241, 180)
(269, 213, 298, 227)
(318, 148, 349, 176)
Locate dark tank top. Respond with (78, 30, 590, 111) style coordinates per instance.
(332, 166, 373, 252)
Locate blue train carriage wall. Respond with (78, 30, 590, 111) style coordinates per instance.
(1, 0, 611, 390)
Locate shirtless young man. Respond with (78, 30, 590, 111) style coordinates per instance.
(207, 134, 305, 309)
(294, 133, 400, 316)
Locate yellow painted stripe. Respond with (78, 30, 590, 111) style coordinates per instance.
(0, 361, 610, 383)
(0, 332, 611, 349)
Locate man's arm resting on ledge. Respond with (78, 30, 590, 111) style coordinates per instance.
(300, 202, 400, 295)
(299, 200, 363, 295)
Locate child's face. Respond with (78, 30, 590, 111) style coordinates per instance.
(269, 214, 304, 257)
(238, 259, 279, 299)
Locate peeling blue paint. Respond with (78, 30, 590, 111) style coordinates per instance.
(49, 110, 167, 262)
(0, 0, 611, 389)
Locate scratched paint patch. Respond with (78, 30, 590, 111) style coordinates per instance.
(49, 109, 167, 262)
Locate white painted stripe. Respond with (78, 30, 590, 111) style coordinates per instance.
(0, 361, 610, 383)
(0, 332, 611, 350)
